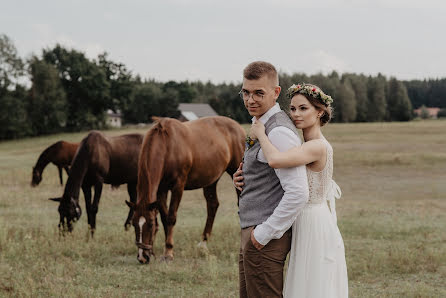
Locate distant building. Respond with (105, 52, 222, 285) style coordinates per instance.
(107, 109, 122, 127)
(413, 107, 440, 119)
(178, 103, 218, 121)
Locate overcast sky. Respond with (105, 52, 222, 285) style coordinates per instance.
(2, 0, 445, 84)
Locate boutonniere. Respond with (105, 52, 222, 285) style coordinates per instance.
(245, 135, 256, 149)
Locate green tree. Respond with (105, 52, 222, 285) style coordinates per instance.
(437, 108, 446, 118)
(386, 78, 413, 121)
(0, 86, 31, 139)
(0, 34, 30, 139)
(125, 81, 180, 123)
(210, 83, 250, 123)
(0, 34, 24, 93)
(345, 74, 369, 122)
(367, 75, 387, 121)
(27, 57, 68, 135)
(158, 87, 181, 118)
(125, 82, 162, 123)
(163, 81, 198, 103)
(97, 53, 134, 116)
(43, 45, 111, 130)
(190, 81, 217, 103)
(278, 72, 309, 108)
(419, 105, 430, 119)
(437, 109, 446, 118)
(335, 78, 357, 122)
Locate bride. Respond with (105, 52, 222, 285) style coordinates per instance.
(235, 83, 348, 297)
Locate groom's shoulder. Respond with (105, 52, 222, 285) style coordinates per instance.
(266, 112, 301, 145)
(267, 111, 298, 133)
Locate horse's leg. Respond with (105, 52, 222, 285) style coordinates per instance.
(199, 181, 220, 250)
(58, 166, 63, 185)
(157, 190, 168, 241)
(226, 165, 242, 204)
(163, 183, 185, 260)
(89, 181, 103, 237)
(124, 182, 137, 230)
(64, 165, 70, 176)
(82, 184, 93, 234)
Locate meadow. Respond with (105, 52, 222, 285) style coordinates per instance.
(0, 120, 445, 297)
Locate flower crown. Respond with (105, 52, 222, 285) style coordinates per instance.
(286, 83, 333, 106)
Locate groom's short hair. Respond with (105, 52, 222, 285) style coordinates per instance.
(243, 61, 279, 86)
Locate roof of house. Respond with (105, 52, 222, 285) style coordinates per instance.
(178, 103, 218, 121)
(414, 107, 440, 117)
(106, 109, 122, 118)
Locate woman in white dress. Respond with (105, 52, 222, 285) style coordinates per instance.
(249, 83, 348, 297)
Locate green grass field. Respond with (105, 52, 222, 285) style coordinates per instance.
(1, 120, 445, 297)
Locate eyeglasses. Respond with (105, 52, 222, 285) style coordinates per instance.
(238, 90, 266, 102)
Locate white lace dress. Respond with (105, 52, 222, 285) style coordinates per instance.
(284, 139, 348, 298)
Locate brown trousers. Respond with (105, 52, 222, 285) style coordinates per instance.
(239, 226, 292, 298)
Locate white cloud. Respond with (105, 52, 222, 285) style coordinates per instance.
(83, 43, 106, 59)
(306, 50, 351, 75)
(30, 24, 104, 59)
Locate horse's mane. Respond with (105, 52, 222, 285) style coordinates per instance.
(150, 117, 169, 135)
(34, 141, 63, 170)
(136, 120, 170, 208)
(62, 133, 101, 201)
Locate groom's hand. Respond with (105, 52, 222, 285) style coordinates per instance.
(251, 228, 264, 250)
(233, 162, 244, 191)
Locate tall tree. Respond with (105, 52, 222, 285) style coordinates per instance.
(278, 72, 309, 108)
(43, 45, 111, 130)
(125, 82, 162, 123)
(27, 57, 68, 135)
(335, 78, 357, 122)
(387, 78, 413, 121)
(0, 34, 30, 139)
(0, 86, 31, 139)
(0, 34, 24, 94)
(97, 53, 134, 116)
(367, 75, 387, 121)
(345, 74, 369, 122)
(210, 83, 250, 123)
(163, 80, 198, 103)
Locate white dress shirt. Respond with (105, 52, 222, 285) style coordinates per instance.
(252, 103, 309, 245)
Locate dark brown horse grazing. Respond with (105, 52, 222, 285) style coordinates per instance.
(31, 141, 79, 186)
(49, 131, 144, 235)
(127, 116, 245, 264)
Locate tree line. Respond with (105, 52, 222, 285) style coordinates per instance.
(1, 33, 444, 140)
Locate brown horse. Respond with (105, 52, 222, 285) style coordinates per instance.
(49, 131, 144, 235)
(127, 116, 245, 264)
(31, 141, 79, 186)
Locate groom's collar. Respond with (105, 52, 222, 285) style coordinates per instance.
(251, 103, 282, 125)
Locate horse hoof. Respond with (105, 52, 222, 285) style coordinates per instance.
(88, 227, 95, 238)
(124, 223, 131, 231)
(160, 255, 174, 263)
(197, 241, 209, 251)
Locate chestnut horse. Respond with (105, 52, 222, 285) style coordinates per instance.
(128, 116, 245, 264)
(49, 131, 144, 235)
(31, 141, 79, 186)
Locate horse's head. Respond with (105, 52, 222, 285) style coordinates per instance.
(31, 167, 41, 187)
(126, 200, 158, 264)
(49, 195, 82, 231)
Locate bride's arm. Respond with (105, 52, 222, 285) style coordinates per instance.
(251, 121, 324, 168)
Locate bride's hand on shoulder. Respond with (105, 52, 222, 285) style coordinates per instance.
(250, 120, 265, 139)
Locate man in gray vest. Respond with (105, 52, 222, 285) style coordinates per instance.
(234, 61, 309, 297)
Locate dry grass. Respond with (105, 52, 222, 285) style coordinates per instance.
(0, 120, 445, 297)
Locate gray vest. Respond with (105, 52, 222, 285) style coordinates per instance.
(239, 111, 299, 228)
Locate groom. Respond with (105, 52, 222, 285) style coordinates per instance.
(234, 61, 309, 297)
